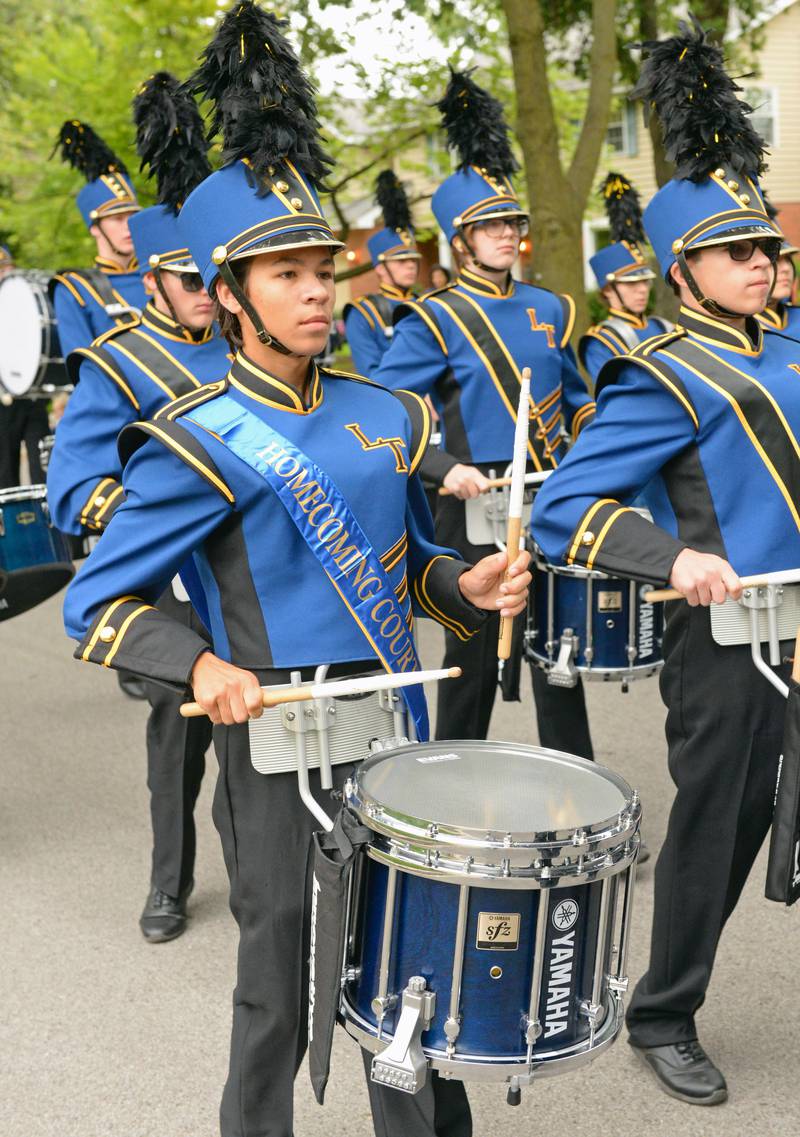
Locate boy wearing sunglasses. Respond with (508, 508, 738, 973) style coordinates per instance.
(48, 75, 230, 945)
(375, 70, 596, 758)
(532, 21, 798, 1107)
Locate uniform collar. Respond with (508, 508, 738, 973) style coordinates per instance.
(94, 255, 138, 275)
(607, 307, 647, 330)
(759, 302, 787, 330)
(228, 351, 323, 414)
(677, 305, 763, 355)
(379, 282, 413, 301)
(140, 301, 215, 345)
(457, 267, 515, 299)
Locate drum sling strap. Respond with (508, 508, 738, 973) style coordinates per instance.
(189, 394, 429, 739)
(97, 329, 201, 401)
(422, 292, 560, 469)
(766, 676, 800, 905)
(307, 809, 373, 1102)
(54, 268, 140, 326)
(604, 315, 672, 353)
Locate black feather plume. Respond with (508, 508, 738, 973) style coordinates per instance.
(185, 0, 332, 188)
(631, 16, 767, 181)
(54, 120, 128, 181)
(133, 72, 212, 212)
(600, 172, 645, 244)
(436, 68, 519, 180)
(375, 170, 413, 233)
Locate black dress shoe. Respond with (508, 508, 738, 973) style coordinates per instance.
(629, 1039, 728, 1105)
(139, 881, 193, 943)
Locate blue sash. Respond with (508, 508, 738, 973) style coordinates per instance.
(191, 396, 428, 739)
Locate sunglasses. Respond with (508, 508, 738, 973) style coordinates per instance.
(472, 216, 530, 238)
(725, 237, 782, 264)
(178, 271, 205, 293)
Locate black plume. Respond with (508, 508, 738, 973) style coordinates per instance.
(54, 120, 128, 181)
(185, 0, 332, 188)
(436, 68, 519, 180)
(600, 171, 645, 244)
(631, 15, 767, 181)
(133, 72, 212, 212)
(375, 170, 413, 233)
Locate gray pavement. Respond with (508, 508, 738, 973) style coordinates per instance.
(1, 593, 797, 1136)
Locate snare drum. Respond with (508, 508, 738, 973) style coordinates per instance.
(525, 551, 664, 689)
(340, 741, 639, 1092)
(0, 486, 74, 620)
(0, 272, 70, 398)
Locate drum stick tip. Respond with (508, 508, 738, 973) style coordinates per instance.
(447, 667, 463, 678)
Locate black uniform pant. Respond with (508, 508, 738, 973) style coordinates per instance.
(212, 666, 472, 1137)
(145, 589, 211, 897)
(626, 604, 787, 1046)
(434, 494, 594, 759)
(0, 398, 48, 487)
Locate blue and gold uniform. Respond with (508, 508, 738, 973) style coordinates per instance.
(758, 236, 800, 337)
(344, 170, 421, 376)
(376, 69, 595, 755)
(580, 172, 672, 382)
(50, 122, 145, 356)
(62, 11, 484, 1136)
(533, 20, 791, 1099)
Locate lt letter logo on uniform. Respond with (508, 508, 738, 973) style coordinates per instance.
(527, 308, 556, 349)
(345, 423, 409, 473)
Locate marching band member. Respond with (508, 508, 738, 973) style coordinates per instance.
(51, 122, 146, 357)
(61, 6, 529, 1134)
(532, 20, 794, 1105)
(343, 170, 421, 376)
(757, 231, 799, 335)
(48, 74, 229, 942)
(376, 69, 595, 755)
(579, 172, 673, 382)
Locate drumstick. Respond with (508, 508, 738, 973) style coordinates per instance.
(644, 567, 800, 603)
(179, 665, 463, 718)
(498, 367, 531, 661)
(437, 472, 550, 496)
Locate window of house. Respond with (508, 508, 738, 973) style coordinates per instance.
(606, 102, 638, 158)
(744, 85, 778, 148)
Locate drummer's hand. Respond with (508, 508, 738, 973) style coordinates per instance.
(442, 464, 491, 500)
(458, 548, 531, 617)
(190, 652, 264, 725)
(669, 549, 742, 606)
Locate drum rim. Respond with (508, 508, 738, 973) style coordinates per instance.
(0, 484, 48, 504)
(348, 739, 638, 850)
(0, 271, 64, 395)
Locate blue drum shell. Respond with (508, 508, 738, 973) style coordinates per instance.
(0, 490, 74, 620)
(529, 564, 662, 672)
(346, 857, 606, 1060)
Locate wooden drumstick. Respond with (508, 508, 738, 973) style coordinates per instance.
(643, 568, 800, 604)
(438, 471, 551, 496)
(792, 627, 800, 684)
(498, 367, 531, 661)
(179, 665, 463, 718)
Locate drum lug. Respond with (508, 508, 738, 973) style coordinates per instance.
(521, 1014, 542, 1045)
(371, 992, 398, 1017)
(607, 974, 629, 995)
(341, 965, 362, 988)
(444, 1014, 461, 1056)
(580, 999, 606, 1039)
(547, 631, 579, 688)
(370, 976, 436, 1095)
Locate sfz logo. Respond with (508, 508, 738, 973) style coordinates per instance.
(345, 423, 408, 474)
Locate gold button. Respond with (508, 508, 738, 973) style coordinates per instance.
(149, 254, 160, 268)
(94, 495, 106, 506)
(714, 167, 726, 178)
(275, 180, 289, 193)
(453, 216, 462, 227)
(672, 238, 684, 254)
(727, 179, 739, 191)
(289, 197, 302, 209)
(606, 272, 616, 282)
(99, 626, 116, 643)
(740, 193, 751, 205)
(211, 245, 227, 266)
(581, 531, 595, 546)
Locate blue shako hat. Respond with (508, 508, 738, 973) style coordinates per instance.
(632, 17, 782, 311)
(590, 172, 655, 288)
(54, 121, 140, 229)
(130, 71, 214, 287)
(431, 69, 525, 246)
(367, 170, 420, 266)
(179, 1, 341, 354)
(0, 245, 12, 268)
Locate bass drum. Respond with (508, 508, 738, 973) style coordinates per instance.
(0, 272, 71, 398)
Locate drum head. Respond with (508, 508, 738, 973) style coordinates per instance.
(0, 274, 46, 395)
(355, 740, 631, 839)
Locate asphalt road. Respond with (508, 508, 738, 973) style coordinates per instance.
(1, 592, 797, 1136)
